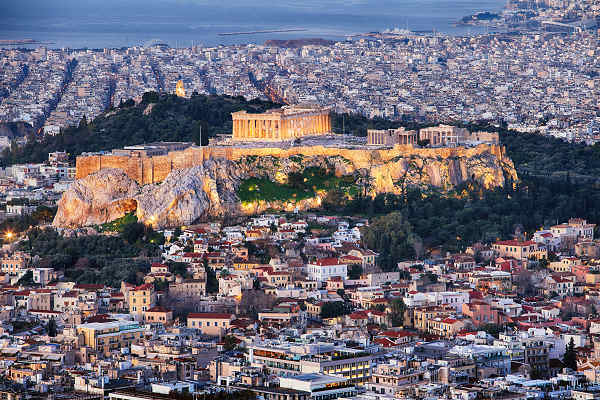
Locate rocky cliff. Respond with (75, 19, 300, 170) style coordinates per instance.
(54, 145, 518, 228)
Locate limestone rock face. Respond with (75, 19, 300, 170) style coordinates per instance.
(53, 146, 518, 229)
(135, 160, 241, 227)
(370, 151, 516, 194)
(53, 168, 140, 228)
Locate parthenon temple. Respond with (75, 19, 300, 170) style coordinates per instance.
(231, 104, 331, 141)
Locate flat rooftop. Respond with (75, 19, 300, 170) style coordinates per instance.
(213, 134, 369, 149)
(288, 373, 346, 384)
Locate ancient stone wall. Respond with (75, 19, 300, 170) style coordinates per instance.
(75, 143, 508, 185)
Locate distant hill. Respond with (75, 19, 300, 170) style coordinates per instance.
(0, 93, 280, 166)
(0, 92, 407, 166)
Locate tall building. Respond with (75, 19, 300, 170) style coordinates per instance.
(128, 283, 156, 321)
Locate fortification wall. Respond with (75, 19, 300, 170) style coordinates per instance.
(76, 143, 506, 185)
(227, 143, 505, 169)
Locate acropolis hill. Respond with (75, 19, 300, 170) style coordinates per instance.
(55, 107, 518, 228)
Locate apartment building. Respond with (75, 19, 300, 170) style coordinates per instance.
(492, 240, 547, 261)
(187, 312, 234, 337)
(128, 284, 156, 321)
(76, 320, 145, 355)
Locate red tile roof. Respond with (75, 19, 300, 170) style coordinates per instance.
(133, 283, 153, 291)
(313, 257, 342, 266)
(494, 240, 536, 247)
(146, 306, 171, 313)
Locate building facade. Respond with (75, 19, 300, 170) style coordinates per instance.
(367, 128, 417, 146)
(232, 105, 331, 142)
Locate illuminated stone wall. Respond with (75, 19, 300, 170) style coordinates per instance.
(76, 143, 509, 186)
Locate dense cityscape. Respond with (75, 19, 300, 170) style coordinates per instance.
(1, 0, 600, 399)
(1, 30, 600, 143)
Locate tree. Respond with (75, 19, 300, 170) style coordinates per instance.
(269, 223, 278, 233)
(389, 298, 406, 327)
(204, 260, 218, 294)
(323, 188, 347, 211)
(287, 172, 304, 189)
(480, 323, 504, 338)
(252, 278, 261, 290)
(47, 317, 57, 337)
(361, 212, 422, 271)
(538, 257, 549, 269)
(563, 338, 577, 371)
(17, 270, 34, 286)
(424, 271, 438, 284)
(120, 98, 135, 108)
(348, 264, 363, 280)
(172, 226, 182, 240)
(320, 301, 353, 319)
(239, 290, 276, 319)
(223, 335, 238, 351)
(142, 91, 159, 104)
(120, 222, 146, 244)
(32, 206, 56, 224)
(78, 115, 87, 129)
(168, 261, 189, 278)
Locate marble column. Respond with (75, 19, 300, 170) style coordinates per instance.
(268, 120, 273, 139)
(276, 120, 280, 140)
(265, 120, 269, 139)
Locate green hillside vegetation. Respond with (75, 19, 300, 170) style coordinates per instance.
(5, 93, 600, 277)
(99, 212, 138, 232)
(0, 93, 279, 166)
(20, 223, 164, 287)
(238, 167, 359, 204)
(356, 175, 600, 269)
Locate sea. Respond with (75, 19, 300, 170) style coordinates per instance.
(0, 0, 507, 49)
